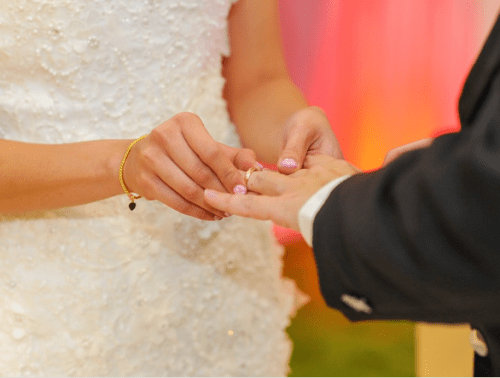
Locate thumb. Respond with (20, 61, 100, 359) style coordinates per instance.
(278, 132, 309, 174)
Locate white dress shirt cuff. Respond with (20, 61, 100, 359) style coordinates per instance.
(298, 175, 352, 247)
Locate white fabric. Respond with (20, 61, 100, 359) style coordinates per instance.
(0, 0, 302, 375)
(298, 175, 352, 247)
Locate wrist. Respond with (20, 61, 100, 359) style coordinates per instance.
(298, 174, 352, 247)
(118, 135, 148, 210)
(106, 139, 134, 197)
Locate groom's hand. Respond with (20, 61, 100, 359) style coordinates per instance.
(383, 138, 434, 166)
(278, 107, 343, 174)
(205, 155, 361, 231)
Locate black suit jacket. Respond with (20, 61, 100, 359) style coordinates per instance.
(312, 13, 500, 376)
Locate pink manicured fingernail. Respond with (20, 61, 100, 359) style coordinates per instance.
(224, 212, 232, 217)
(281, 158, 298, 168)
(255, 162, 264, 170)
(233, 185, 247, 194)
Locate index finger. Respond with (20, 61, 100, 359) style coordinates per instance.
(182, 120, 246, 194)
(204, 189, 274, 221)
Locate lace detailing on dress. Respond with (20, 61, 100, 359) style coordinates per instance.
(0, 217, 296, 376)
(0, 0, 301, 376)
(0, 0, 237, 144)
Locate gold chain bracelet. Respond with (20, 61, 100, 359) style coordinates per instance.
(119, 134, 148, 211)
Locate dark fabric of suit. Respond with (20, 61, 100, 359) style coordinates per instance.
(312, 14, 500, 376)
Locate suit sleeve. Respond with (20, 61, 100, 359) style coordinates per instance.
(312, 74, 500, 324)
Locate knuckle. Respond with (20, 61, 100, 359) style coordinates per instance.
(221, 169, 240, 186)
(180, 183, 199, 201)
(149, 127, 161, 138)
(149, 128, 173, 150)
(192, 164, 213, 185)
(149, 127, 166, 143)
(174, 200, 191, 215)
(171, 112, 189, 125)
(171, 112, 202, 128)
(203, 144, 221, 162)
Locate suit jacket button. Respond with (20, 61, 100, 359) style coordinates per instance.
(469, 329, 488, 357)
(341, 294, 373, 314)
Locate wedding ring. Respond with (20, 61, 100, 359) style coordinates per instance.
(244, 167, 259, 186)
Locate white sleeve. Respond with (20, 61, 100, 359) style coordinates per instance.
(298, 175, 352, 247)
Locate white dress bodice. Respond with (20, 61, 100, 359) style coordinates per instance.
(0, 0, 300, 376)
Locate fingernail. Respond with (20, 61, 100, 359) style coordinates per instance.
(255, 162, 264, 170)
(224, 212, 232, 217)
(214, 216, 223, 221)
(233, 185, 247, 194)
(281, 158, 298, 169)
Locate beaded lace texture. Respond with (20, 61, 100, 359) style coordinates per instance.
(0, 0, 302, 375)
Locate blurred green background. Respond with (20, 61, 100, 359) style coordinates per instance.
(283, 242, 415, 377)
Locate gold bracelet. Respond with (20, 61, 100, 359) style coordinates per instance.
(119, 134, 148, 211)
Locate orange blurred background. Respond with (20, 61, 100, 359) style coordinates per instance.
(278, 1, 500, 376)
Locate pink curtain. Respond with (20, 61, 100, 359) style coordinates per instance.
(276, 0, 486, 245)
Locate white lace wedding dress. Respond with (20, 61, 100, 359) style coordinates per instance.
(0, 0, 301, 375)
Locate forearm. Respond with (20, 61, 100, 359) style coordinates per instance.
(223, 0, 310, 163)
(0, 139, 129, 214)
(227, 76, 308, 164)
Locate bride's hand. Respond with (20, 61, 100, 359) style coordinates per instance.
(122, 112, 257, 220)
(277, 106, 343, 174)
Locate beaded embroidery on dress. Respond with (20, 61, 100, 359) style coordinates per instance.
(0, 0, 302, 375)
